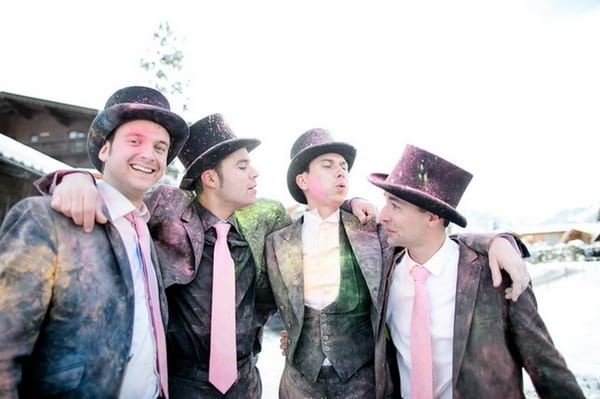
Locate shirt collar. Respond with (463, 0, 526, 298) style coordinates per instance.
(303, 208, 340, 226)
(406, 235, 457, 277)
(97, 180, 150, 223)
(195, 200, 240, 233)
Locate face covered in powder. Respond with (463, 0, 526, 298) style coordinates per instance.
(296, 152, 349, 211)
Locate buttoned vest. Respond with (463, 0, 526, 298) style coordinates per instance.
(293, 224, 374, 382)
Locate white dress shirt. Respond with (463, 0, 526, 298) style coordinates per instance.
(386, 236, 459, 399)
(97, 181, 160, 399)
(301, 208, 341, 311)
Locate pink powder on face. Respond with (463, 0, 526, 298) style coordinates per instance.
(306, 174, 326, 200)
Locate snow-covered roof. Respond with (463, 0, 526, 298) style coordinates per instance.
(0, 132, 72, 175)
(513, 222, 600, 236)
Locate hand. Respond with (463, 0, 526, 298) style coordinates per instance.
(350, 197, 378, 224)
(489, 237, 531, 302)
(279, 330, 288, 356)
(50, 173, 107, 232)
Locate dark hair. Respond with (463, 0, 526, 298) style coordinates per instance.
(190, 161, 224, 195)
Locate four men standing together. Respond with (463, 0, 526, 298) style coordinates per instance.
(0, 86, 583, 398)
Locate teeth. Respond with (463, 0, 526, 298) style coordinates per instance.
(131, 164, 153, 174)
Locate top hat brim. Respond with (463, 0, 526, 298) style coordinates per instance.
(368, 172, 468, 227)
(179, 138, 261, 190)
(287, 142, 357, 204)
(87, 103, 189, 172)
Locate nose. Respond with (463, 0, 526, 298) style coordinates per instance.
(139, 143, 155, 158)
(250, 165, 259, 179)
(379, 205, 390, 223)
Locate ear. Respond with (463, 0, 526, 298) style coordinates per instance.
(200, 169, 218, 189)
(295, 173, 308, 191)
(427, 212, 444, 225)
(98, 141, 110, 163)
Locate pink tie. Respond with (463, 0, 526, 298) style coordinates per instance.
(410, 265, 433, 399)
(209, 222, 238, 394)
(125, 212, 169, 399)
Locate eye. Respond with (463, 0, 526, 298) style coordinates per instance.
(155, 144, 168, 154)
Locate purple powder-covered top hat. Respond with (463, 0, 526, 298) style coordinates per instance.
(368, 144, 473, 227)
(287, 128, 357, 204)
(178, 113, 261, 190)
(87, 86, 189, 172)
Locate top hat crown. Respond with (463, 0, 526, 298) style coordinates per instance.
(369, 144, 472, 227)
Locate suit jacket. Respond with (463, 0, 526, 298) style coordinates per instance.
(0, 196, 168, 398)
(265, 209, 395, 399)
(144, 185, 292, 324)
(383, 237, 585, 399)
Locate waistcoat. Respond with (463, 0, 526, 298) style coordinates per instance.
(293, 224, 374, 382)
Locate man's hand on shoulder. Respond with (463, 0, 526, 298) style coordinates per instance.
(51, 172, 106, 232)
(489, 237, 531, 302)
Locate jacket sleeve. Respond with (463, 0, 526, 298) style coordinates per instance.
(453, 232, 530, 258)
(33, 170, 96, 196)
(0, 198, 57, 398)
(508, 288, 586, 398)
(236, 198, 292, 323)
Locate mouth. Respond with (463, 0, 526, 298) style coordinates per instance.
(131, 163, 156, 174)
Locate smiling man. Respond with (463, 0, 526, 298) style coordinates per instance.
(0, 86, 189, 398)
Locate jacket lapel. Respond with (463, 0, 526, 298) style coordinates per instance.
(275, 218, 306, 323)
(341, 212, 383, 307)
(181, 202, 205, 274)
(452, 241, 481, 388)
(103, 220, 135, 296)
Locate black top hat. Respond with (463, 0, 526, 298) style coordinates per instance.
(286, 128, 356, 204)
(368, 145, 473, 227)
(178, 113, 261, 190)
(87, 86, 189, 172)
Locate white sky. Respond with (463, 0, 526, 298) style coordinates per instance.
(2, 0, 599, 227)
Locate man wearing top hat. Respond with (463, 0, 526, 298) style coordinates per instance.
(265, 130, 529, 399)
(0, 86, 189, 398)
(370, 145, 585, 398)
(146, 114, 292, 398)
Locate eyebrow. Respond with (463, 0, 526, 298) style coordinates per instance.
(319, 157, 348, 167)
(385, 193, 402, 204)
